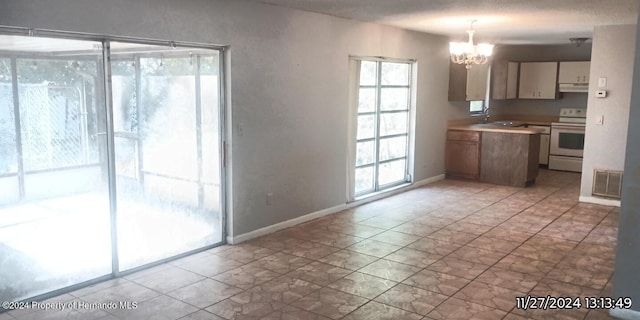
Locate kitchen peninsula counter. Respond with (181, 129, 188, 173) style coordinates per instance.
(446, 125, 541, 187)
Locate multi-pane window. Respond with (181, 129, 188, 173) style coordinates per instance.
(354, 59, 412, 196)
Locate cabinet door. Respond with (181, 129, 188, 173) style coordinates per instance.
(446, 140, 480, 178)
(518, 62, 558, 99)
(466, 64, 489, 101)
(539, 134, 550, 165)
(491, 61, 518, 100)
(536, 62, 558, 98)
(518, 62, 538, 99)
(506, 62, 519, 99)
(559, 61, 590, 84)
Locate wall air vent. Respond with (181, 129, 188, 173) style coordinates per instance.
(592, 169, 623, 199)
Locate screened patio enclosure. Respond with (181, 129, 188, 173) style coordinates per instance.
(0, 34, 225, 304)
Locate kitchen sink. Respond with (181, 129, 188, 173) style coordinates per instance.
(489, 120, 525, 127)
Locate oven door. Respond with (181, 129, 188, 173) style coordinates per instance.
(550, 124, 585, 157)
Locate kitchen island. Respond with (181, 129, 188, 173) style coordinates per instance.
(446, 124, 541, 187)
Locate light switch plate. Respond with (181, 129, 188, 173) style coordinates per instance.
(598, 77, 607, 88)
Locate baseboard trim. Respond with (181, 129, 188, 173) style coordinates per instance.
(579, 195, 621, 207)
(226, 203, 348, 244)
(227, 174, 446, 244)
(610, 307, 640, 319)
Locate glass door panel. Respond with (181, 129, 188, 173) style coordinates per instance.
(0, 36, 111, 302)
(110, 42, 223, 271)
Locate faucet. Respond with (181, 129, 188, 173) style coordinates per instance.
(483, 106, 491, 123)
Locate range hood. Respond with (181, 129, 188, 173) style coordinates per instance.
(559, 83, 589, 93)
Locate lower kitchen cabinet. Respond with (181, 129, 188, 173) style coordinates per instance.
(445, 130, 481, 179)
(480, 132, 540, 187)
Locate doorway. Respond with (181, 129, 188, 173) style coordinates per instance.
(0, 34, 226, 303)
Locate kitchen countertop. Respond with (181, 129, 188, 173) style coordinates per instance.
(448, 124, 542, 135)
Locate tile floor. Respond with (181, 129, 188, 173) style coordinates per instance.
(3, 169, 619, 320)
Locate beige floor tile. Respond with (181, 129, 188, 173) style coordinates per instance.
(342, 301, 423, 320)
(212, 264, 280, 290)
(213, 243, 275, 263)
(406, 237, 462, 256)
(177, 253, 245, 277)
(179, 310, 226, 320)
(368, 230, 421, 246)
(167, 279, 243, 308)
(402, 269, 470, 296)
(285, 261, 351, 286)
(280, 238, 341, 260)
(426, 256, 490, 280)
(374, 283, 447, 316)
(465, 235, 521, 254)
(425, 228, 478, 245)
(110, 295, 198, 320)
(453, 280, 526, 311)
(346, 239, 402, 258)
(383, 247, 442, 268)
(132, 266, 205, 293)
(493, 254, 557, 278)
(427, 297, 508, 320)
(261, 305, 331, 320)
(290, 287, 368, 319)
(447, 246, 507, 265)
(327, 271, 396, 299)
(249, 252, 312, 274)
(251, 275, 321, 304)
(391, 221, 441, 237)
(317, 249, 379, 270)
(206, 289, 285, 320)
(357, 259, 421, 282)
(474, 266, 541, 292)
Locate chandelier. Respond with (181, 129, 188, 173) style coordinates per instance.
(450, 20, 494, 69)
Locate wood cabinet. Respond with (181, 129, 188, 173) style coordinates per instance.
(518, 62, 558, 99)
(445, 130, 481, 179)
(491, 60, 519, 100)
(558, 61, 590, 84)
(448, 63, 489, 101)
(480, 132, 540, 187)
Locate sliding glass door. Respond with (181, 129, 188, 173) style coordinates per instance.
(0, 34, 225, 303)
(110, 42, 223, 271)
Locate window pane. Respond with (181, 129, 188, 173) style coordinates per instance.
(379, 159, 406, 186)
(355, 166, 374, 194)
(0, 58, 17, 174)
(380, 112, 408, 136)
(358, 88, 376, 113)
(379, 136, 407, 162)
(470, 100, 483, 112)
(380, 88, 409, 111)
(356, 141, 375, 166)
(359, 61, 377, 86)
(357, 115, 375, 140)
(381, 62, 409, 86)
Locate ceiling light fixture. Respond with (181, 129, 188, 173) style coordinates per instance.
(450, 20, 494, 69)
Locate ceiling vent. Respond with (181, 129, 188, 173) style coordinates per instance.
(592, 169, 623, 199)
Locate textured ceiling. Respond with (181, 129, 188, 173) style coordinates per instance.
(253, 0, 639, 44)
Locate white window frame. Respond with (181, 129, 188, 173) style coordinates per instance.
(347, 56, 417, 202)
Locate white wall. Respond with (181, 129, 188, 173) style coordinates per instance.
(0, 0, 454, 238)
(580, 25, 637, 205)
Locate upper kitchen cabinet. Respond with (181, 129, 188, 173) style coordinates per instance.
(492, 60, 519, 100)
(558, 61, 590, 92)
(518, 62, 558, 99)
(448, 63, 489, 101)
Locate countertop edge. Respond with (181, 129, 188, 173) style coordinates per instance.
(448, 125, 542, 135)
